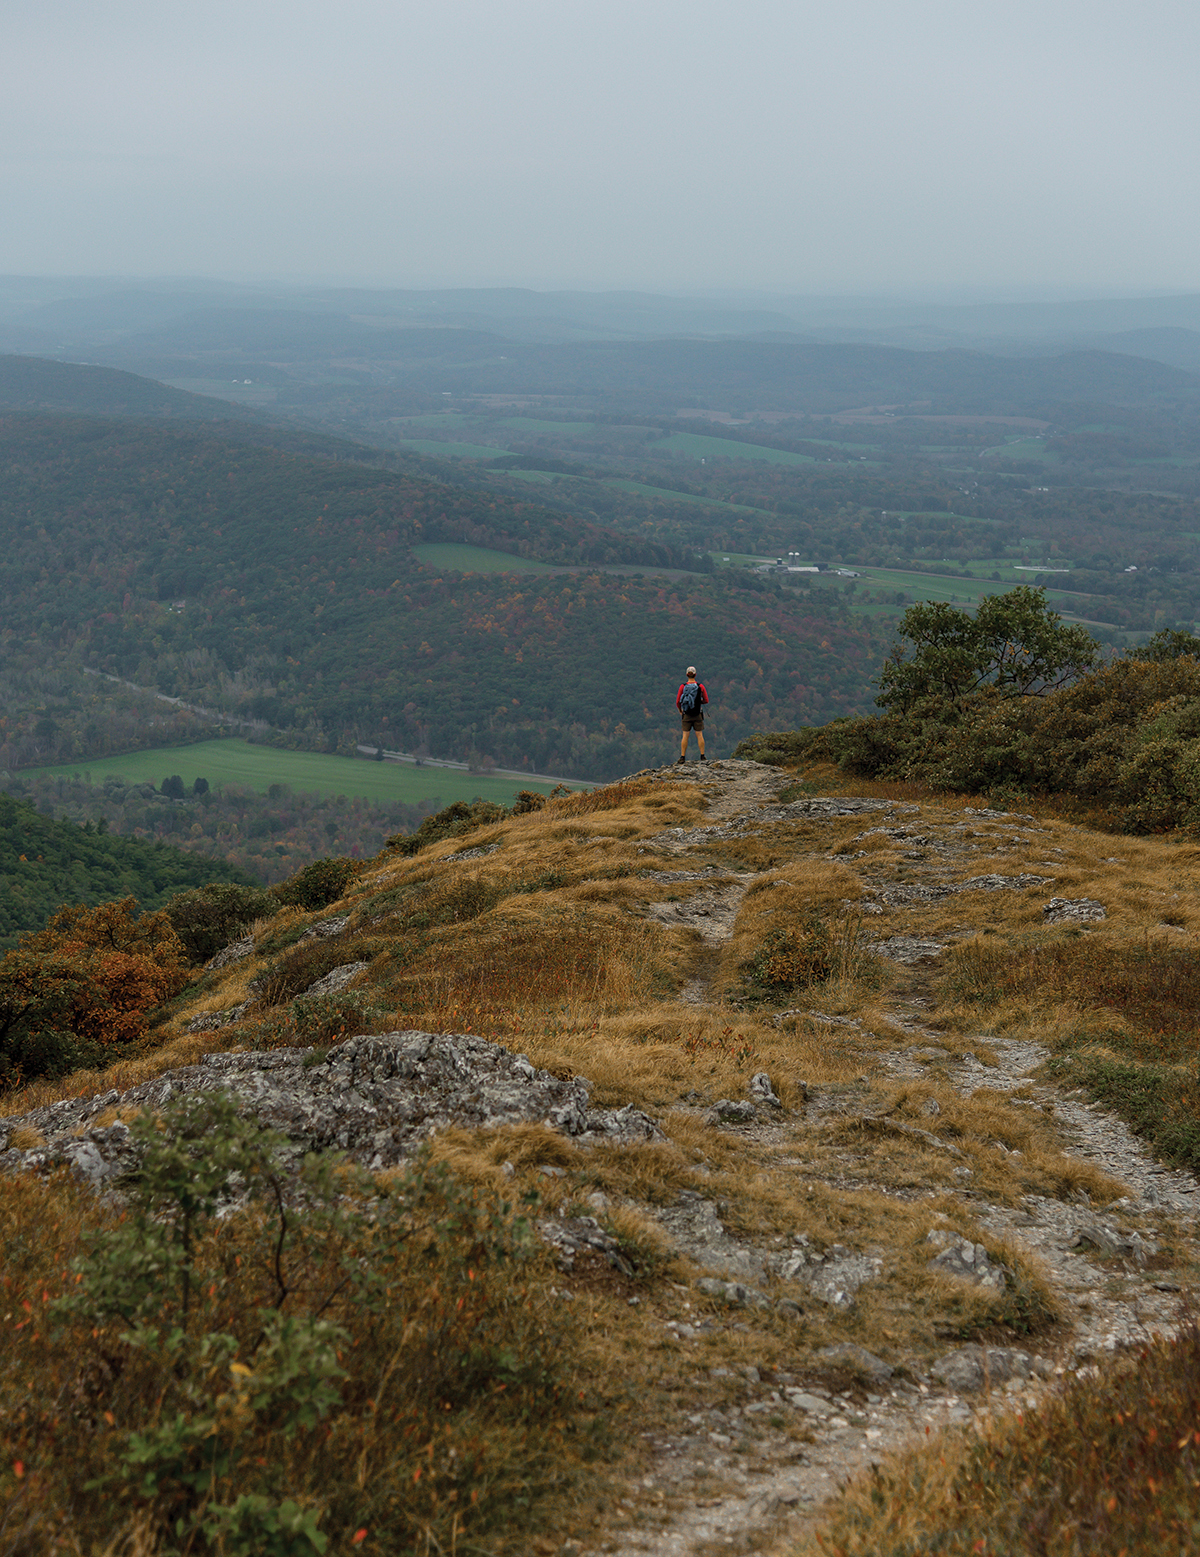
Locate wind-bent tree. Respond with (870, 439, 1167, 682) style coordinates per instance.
(875, 586, 1099, 712)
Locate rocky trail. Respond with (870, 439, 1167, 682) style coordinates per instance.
(3, 758, 1197, 1557)
(583, 759, 1200, 1557)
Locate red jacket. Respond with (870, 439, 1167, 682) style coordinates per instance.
(677, 681, 709, 712)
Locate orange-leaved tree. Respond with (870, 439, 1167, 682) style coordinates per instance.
(0, 897, 190, 1085)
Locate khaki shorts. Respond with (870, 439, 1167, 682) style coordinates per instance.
(681, 712, 704, 731)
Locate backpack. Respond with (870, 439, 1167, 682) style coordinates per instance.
(679, 681, 702, 715)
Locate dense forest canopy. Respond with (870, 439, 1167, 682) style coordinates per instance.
(0, 792, 255, 947)
(0, 412, 890, 777)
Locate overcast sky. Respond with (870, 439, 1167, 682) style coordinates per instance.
(2, 0, 1197, 296)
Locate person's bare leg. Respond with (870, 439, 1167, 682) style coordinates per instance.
(697, 730, 706, 758)
(679, 727, 689, 759)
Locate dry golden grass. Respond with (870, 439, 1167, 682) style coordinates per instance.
(6, 1124, 46, 1150)
(789, 1325, 1200, 1557)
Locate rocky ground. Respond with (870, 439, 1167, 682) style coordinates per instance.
(4, 758, 1197, 1556)
(571, 760, 1200, 1556)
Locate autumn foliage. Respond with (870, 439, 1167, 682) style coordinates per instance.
(0, 897, 188, 1085)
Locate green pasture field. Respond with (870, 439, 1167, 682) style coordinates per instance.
(846, 567, 1107, 621)
(650, 432, 816, 466)
(412, 543, 558, 574)
(497, 417, 599, 435)
(25, 740, 577, 808)
(983, 438, 1051, 460)
(396, 438, 515, 461)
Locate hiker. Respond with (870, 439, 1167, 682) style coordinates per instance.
(676, 666, 708, 763)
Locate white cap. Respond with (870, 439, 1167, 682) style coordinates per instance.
(686, 665, 696, 675)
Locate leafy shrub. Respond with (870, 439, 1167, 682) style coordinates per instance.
(789, 651, 1200, 831)
(290, 991, 389, 1046)
(0, 898, 190, 1086)
(254, 936, 375, 1008)
(0, 1092, 584, 1555)
(752, 921, 835, 991)
(271, 857, 363, 911)
(387, 800, 508, 857)
(731, 730, 824, 767)
(166, 881, 278, 963)
(741, 911, 868, 1004)
(365, 874, 505, 932)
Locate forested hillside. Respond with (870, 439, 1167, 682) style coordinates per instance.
(0, 793, 254, 947)
(0, 412, 889, 777)
(5, 770, 429, 889)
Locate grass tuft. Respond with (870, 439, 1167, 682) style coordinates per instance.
(798, 1325, 1200, 1557)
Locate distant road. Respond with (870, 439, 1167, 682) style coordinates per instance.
(355, 745, 596, 788)
(81, 668, 599, 787)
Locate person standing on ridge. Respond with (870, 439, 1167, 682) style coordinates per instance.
(676, 665, 708, 764)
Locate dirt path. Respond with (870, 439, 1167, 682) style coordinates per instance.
(585, 758, 1200, 1557)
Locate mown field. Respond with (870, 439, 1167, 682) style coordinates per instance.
(23, 739, 578, 807)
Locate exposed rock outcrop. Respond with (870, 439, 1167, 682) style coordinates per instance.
(0, 1030, 663, 1186)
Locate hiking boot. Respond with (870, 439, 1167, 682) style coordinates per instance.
(675, 755, 686, 765)
(699, 753, 707, 761)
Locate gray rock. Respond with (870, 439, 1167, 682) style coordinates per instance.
(927, 1238, 1008, 1291)
(872, 937, 946, 963)
(297, 915, 352, 942)
(702, 1099, 758, 1126)
(185, 1002, 250, 1033)
(0, 1030, 662, 1183)
(748, 1072, 782, 1110)
(447, 843, 501, 862)
(786, 1391, 832, 1415)
(955, 874, 1053, 893)
(1043, 897, 1106, 924)
(695, 1276, 772, 1310)
(816, 1343, 894, 1383)
(299, 962, 370, 998)
(1071, 1219, 1148, 1263)
(789, 1244, 883, 1309)
(206, 936, 253, 970)
(538, 1215, 630, 1274)
(931, 1345, 1050, 1392)
(920, 1097, 942, 1117)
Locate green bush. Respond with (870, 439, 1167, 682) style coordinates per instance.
(387, 799, 508, 856)
(731, 729, 824, 767)
(2, 1092, 584, 1555)
(254, 936, 374, 1007)
(271, 857, 363, 912)
(166, 882, 277, 963)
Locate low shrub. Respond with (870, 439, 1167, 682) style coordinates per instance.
(387, 800, 508, 857)
(254, 936, 375, 1008)
(731, 729, 824, 767)
(0, 1092, 590, 1556)
(740, 911, 869, 1005)
(165, 881, 278, 963)
(271, 856, 363, 912)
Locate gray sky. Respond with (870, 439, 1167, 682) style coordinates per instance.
(3, 0, 1198, 295)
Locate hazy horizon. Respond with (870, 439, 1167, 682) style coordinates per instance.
(5, 0, 1198, 297)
